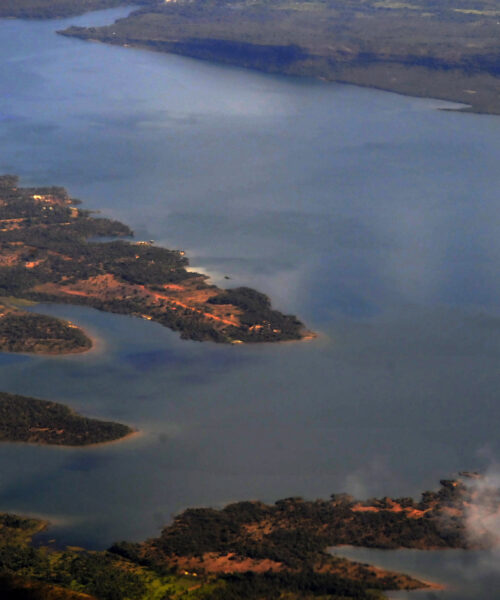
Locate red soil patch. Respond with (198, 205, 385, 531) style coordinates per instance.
(172, 552, 283, 574)
(35, 274, 242, 330)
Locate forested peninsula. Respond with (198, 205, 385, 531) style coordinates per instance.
(56, 0, 500, 115)
(0, 176, 308, 344)
(0, 475, 496, 600)
(0, 391, 133, 446)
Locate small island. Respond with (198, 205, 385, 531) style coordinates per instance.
(0, 175, 309, 344)
(0, 299, 92, 354)
(0, 474, 497, 600)
(0, 391, 133, 446)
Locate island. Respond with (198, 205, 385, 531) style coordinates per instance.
(0, 175, 309, 344)
(0, 474, 497, 600)
(56, 0, 500, 115)
(0, 298, 92, 354)
(0, 391, 133, 446)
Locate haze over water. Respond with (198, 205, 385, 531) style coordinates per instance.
(1, 7, 500, 595)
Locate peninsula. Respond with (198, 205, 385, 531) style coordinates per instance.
(57, 0, 500, 115)
(0, 475, 495, 600)
(0, 391, 133, 446)
(0, 176, 308, 344)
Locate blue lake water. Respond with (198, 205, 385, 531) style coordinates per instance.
(1, 6, 500, 595)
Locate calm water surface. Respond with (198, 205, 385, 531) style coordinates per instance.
(1, 7, 500, 595)
(331, 546, 500, 600)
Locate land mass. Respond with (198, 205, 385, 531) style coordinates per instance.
(0, 175, 308, 344)
(128, 474, 495, 568)
(1, 475, 497, 599)
(0, 391, 133, 446)
(55, 0, 500, 115)
(0, 298, 92, 354)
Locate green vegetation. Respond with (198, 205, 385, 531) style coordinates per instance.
(0, 175, 308, 344)
(59, 0, 500, 114)
(0, 514, 47, 546)
(0, 477, 494, 599)
(0, 391, 133, 446)
(0, 524, 144, 600)
(208, 287, 305, 342)
(0, 517, 415, 600)
(0, 310, 92, 354)
(138, 479, 473, 570)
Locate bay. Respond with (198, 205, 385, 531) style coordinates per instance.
(0, 11, 499, 598)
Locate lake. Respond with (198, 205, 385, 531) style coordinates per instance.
(0, 6, 500, 595)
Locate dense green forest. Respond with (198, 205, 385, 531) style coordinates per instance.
(0, 391, 132, 446)
(1, 477, 493, 599)
(0, 176, 308, 344)
(135, 478, 475, 573)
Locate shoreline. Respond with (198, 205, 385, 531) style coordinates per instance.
(331, 546, 447, 593)
(61, 327, 107, 359)
(80, 427, 143, 449)
(275, 328, 320, 346)
(0, 328, 105, 359)
(1, 428, 143, 450)
(31, 312, 108, 359)
(65, 34, 500, 117)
